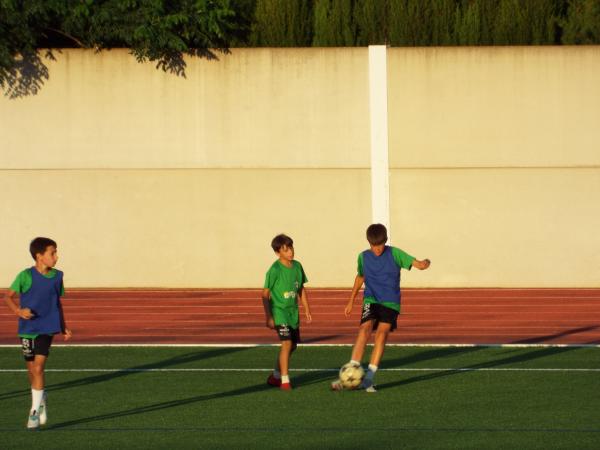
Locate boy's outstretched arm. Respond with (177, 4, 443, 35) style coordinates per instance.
(299, 287, 312, 323)
(345, 275, 364, 317)
(412, 258, 431, 270)
(261, 288, 275, 329)
(4, 289, 33, 319)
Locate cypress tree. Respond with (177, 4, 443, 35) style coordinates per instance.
(525, 0, 563, 44)
(493, 0, 562, 45)
(562, 0, 600, 44)
(354, 0, 388, 45)
(454, 0, 484, 45)
(431, 0, 457, 45)
(313, 0, 355, 46)
(388, 0, 430, 46)
(250, 0, 313, 46)
(493, 0, 527, 44)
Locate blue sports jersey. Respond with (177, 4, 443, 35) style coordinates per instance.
(18, 268, 64, 335)
(362, 246, 401, 305)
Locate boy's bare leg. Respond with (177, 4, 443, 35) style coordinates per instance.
(369, 323, 392, 367)
(273, 357, 281, 373)
(350, 320, 374, 363)
(26, 355, 47, 426)
(27, 355, 47, 390)
(279, 340, 293, 378)
(359, 323, 392, 392)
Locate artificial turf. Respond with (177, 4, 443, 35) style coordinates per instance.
(0, 346, 599, 449)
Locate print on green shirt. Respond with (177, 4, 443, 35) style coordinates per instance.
(264, 260, 307, 328)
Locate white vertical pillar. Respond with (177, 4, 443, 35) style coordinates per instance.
(368, 45, 391, 242)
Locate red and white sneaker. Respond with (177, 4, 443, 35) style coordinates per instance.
(280, 382, 292, 391)
(330, 379, 344, 391)
(267, 374, 281, 387)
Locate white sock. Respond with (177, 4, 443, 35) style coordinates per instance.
(281, 375, 290, 384)
(31, 388, 44, 414)
(366, 364, 378, 380)
(273, 369, 281, 379)
(350, 359, 361, 367)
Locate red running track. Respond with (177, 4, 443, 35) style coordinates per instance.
(1, 288, 599, 345)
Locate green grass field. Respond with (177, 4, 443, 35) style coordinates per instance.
(1, 346, 599, 449)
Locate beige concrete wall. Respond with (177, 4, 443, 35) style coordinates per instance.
(391, 168, 600, 287)
(0, 170, 371, 287)
(387, 46, 600, 168)
(0, 48, 373, 287)
(1, 48, 369, 169)
(1, 47, 598, 287)
(387, 47, 600, 287)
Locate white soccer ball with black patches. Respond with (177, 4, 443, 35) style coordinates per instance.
(339, 363, 365, 389)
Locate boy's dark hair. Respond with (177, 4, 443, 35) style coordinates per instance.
(366, 224, 388, 245)
(30, 237, 57, 260)
(271, 234, 293, 252)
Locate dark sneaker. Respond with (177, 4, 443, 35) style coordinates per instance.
(267, 374, 282, 387)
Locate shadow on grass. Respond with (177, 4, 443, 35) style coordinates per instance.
(48, 369, 339, 430)
(47, 381, 272, 430)
(379, 346, 485, 368)
(291, 370, 337, 387)
(376, 345, 583, 391)
(0, 346, 249, 401)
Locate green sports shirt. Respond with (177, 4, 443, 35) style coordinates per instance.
(263, 260, 307, 329)
(358, 247, 414, 312)
(10, 268, 65, 339)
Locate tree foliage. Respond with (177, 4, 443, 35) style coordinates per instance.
(3, 0, 600, 98)
(250, 0, 312, 46)
(0, 0, 251, 98)
(562, 0, 600, 44)
(313, 0, 355, 46)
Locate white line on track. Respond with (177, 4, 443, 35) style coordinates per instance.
(0, 367, 599, 373)
(63, 290, 600, 293)
(57, 297, 600, 301)
(0, 343, 599, 347)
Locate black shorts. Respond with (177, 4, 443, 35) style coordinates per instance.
(360, 302, 399, 332)
(275, 324, 301, 343)
(21, 335, 54, 362)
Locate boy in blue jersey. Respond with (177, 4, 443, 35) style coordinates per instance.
(4, 237, 72, 429)
(332, 224, 430, 392)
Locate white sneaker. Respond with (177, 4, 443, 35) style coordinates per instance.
(27, 410, 40, 429)
(360, 378, 377, 393)
(39, 393, 47, 425)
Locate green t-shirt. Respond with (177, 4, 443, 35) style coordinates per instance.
(358, 247, 414, 312)
(263, 260, 307, 328)
(10, 268, 65, 339)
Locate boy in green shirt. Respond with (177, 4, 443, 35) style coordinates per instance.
(262, 234, 312, 390)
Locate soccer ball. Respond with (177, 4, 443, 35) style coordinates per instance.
(339, 363, 365, 390)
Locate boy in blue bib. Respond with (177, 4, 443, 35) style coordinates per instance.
(4, 237, 72, 429)
(332, 224, 430, 392)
